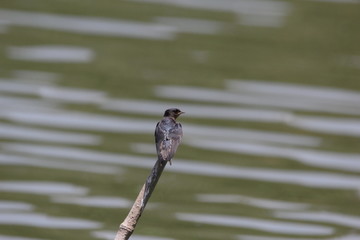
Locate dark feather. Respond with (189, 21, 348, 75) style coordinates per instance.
(154, 109, 184, 165)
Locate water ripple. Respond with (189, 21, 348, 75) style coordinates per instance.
(236, 234, 360, 240)
(92, 231, 174, 240)
(274, 211, 360, 229)
(185, 139, 360, 172)
(51, 196, 132, 208)
(0, 213, 101, 229)
(196, 194, 310, 210)
(175, 213, 333, 235)
(0, 235, 48, 240)
(0, 181, 88, 196)
(7, 45, 94, 63)
(0, 9, 176, 40)
(0, 123, 100, 145)
(0, 201, 34, 212)
(3, 143, 360, 190)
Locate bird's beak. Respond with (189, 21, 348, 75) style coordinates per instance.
(180, 111, 185, 115)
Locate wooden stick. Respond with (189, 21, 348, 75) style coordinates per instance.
(114, 159, 167, 240)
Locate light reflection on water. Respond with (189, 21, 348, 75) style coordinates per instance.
(0, 235, 48, 240)
(12, 70, 60, 82)
(0, 154, 120, 174)
(0, 9, 176, 40)
(287, 116, 360, 137)
(92, 231, 175, 240)
(129, 0, 292, 28)
(196, 194, 310, 210)
(0, 109, 320, 146)
(0, 201, 33, 212)
(0, 79, 106, 104)
(226, 79, 360, 103)
(185, 139, 360, 172)
(175, 213, 334, 235)
(183, 124, 320, 147)
(236, 234, 360, 240)
(3, 143, 360, 190)
(51, 196, 132, 208)
(155, 85, 360, 115)
(0, 95, 60, 112)
(0, 123, 100, 145)
(0, 110, 154, 133)
(2, 143, 153, 167)
(38, 85, 106, 104)
(0, 213, 102, 229)
(154, 17, 223, 34)
(7, 45, 94, 63)
(102, 98, 360, 137)
(0, 181, 88, 196)
(101, 98, 294, 123)
(274, 211, 360, 229)
(0, 79, 47, 95)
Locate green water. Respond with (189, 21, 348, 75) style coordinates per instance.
(0, 1, 360, 240)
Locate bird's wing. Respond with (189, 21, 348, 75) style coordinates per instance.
(155, 122, 182, 161)
(159, 123, 183, 161)
(154, 122, 163, 153)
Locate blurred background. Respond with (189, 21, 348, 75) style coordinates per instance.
(1, 0, 360, 240)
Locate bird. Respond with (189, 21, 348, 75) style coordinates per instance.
(155, 108, 184, 165)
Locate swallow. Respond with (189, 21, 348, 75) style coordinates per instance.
(155, 108, 184, 165)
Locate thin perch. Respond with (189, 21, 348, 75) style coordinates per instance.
(114, 160, 167, 240)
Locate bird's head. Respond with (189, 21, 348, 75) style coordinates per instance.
(163, 108, 184, 119)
